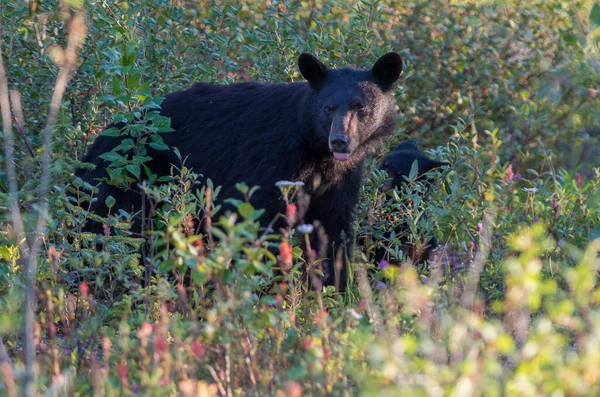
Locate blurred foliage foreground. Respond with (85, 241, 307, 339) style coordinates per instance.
(1, 0, 600, 395)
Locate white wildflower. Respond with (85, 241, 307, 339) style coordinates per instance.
(347, 308, 363, 320)
(297, 224, 314, 234)
(275, 180, 305, 187)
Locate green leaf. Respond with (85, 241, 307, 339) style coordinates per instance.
(444, 179, 452, 195)
(292, 245, 303, 259)
(252, 260, 271, 275)
(127, 72, 141, 90)
(98, 94, 116, 102)
(248, 186, 261, 198)
(143, 164, 153, 179)
(99, 151, 124, 162)
(114, 139, 135, 152)
(236, 183, 249, 195)
(225, 198, 244, 208)
(150, 134, 165, 143)
(149, 141, 169, 151)
(131, 155, 153, 165)
(238, 202, 254, 219)
(107, 168, 123, 181)
(191, 268, 208, 286)
(122, 41, 137, 66)
(125, 164, 140, 178)
(111, 76, 124, 94)
(408, 159, 419, 181)
(105, 196, 116, 209)
(158, 258, 177, 274)
(588, 186, 600, 211)
(157, 125, 175, 133)
(101, 127, 121, 137)
(249, 208, 265, 221)
(591, 2, 600, 27)
(561, 32, 578, 45)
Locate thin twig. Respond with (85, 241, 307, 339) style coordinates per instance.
(9, 90, 35, 158)
(460, 208, 496, 308)
(225, 348, 232, 397)
(207, 365, 227, 396)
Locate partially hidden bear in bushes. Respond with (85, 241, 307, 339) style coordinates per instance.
(78, 52, 404, 291)
(373, 140, 449, 266)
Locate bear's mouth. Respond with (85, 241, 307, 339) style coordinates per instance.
(333, 152, 349, 161)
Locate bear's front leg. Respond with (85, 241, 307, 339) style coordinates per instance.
(305, 206, 354, 292)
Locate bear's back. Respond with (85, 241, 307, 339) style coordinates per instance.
(154, 81, 316, 215)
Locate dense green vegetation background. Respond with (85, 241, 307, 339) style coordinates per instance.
(1, 0, 599, 395)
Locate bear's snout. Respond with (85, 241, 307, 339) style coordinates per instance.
(329, 111, 358, 161)
(329, 134, 351, 161)
(330, 134, 350, 152)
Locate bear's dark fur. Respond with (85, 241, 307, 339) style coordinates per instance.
(78, 52, 403, 291)
(374, 140, 449, 265)
(380, 140, 449, 191)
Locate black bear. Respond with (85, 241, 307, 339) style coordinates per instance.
(78, 52, 404, 291)
(374, 140, 449, 266)
(380, 140, 449, 190)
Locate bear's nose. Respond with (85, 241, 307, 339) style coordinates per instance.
(330, 135, 349, 152)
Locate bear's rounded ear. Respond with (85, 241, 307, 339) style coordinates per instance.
(298, 53, 328, 87)
(371, 52, 403, 88)
(395, 140, 419, 152)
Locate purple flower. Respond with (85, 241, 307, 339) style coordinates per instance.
(495, 232, 501, 238)
(378, 259, 389, 269)
(469, 241, 475, 248)
(422, 276, 430, 283)
(377, 282, 387, 289)
(532, 216, 539, 223)
(514, 173, 522, 181)
(477, 223, 483, 232)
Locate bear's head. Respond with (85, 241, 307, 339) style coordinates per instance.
(298, 52, 403, 162)
(380, 140, 450, 191)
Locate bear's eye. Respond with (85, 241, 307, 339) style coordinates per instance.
(324, 105, 334, 113)
(351, 100, 365, 111)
